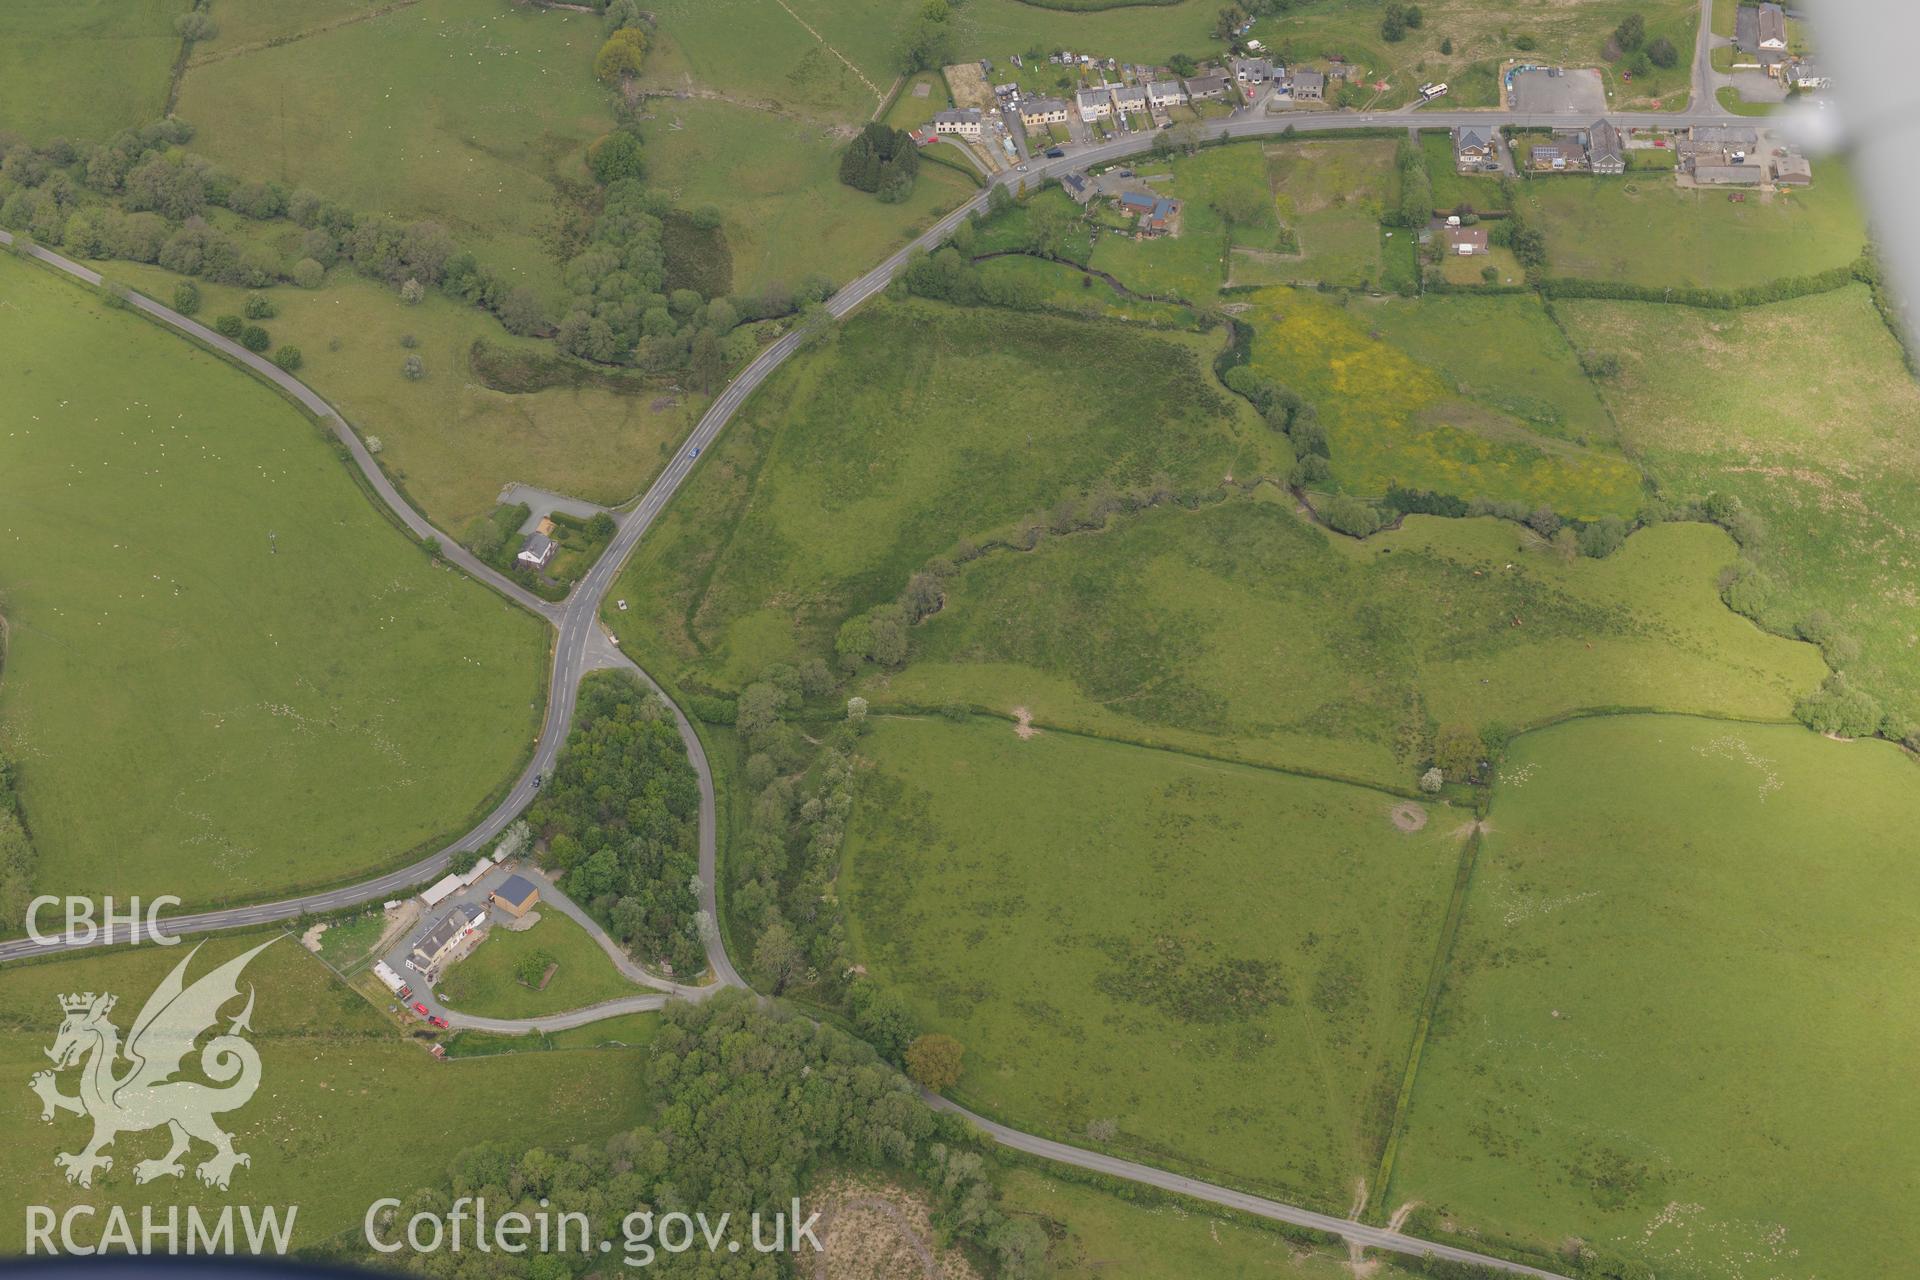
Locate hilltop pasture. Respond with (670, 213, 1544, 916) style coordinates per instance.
(1391, 715, 1920, 1279)
(173, 0, 611, 301)
(1559, 286, 1920, 727)
(0, 0, 188, 142)
(884, 502, 1824, 785)
(844, 714, 1465, 1209)
(0, 255, 545, 906)
(603, 298, 1276, 685)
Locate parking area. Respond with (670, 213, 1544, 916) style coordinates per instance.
(1510, 68, 1607, 115)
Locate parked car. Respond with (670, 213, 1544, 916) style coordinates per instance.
(1045, 147, 1065, 158)
(396, 984, 413, 1000)
(412, 1002, 429, 1017)
(428, 1015, 449, 1029)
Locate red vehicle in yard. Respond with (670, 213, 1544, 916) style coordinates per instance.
(413, 1002, 429, 1017)
(428, 1015, 449, 1029)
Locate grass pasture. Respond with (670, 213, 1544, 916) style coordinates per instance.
(1391, 715, 1920, 1279)
(0, 255, 546, 907)
(884, 501, 1825, 785)
(634, 0, 893, 122)
(1558, 287, 1920, 726)
(0, 0, 188, 142)
(0, 933, 653, 1250)
(844, 715, 1466, 1208)
(101, 263, 701, 531)
(952, 0, 1220, 66)
(603, 298, 1275, 686)
(643, 98, 977, 295)
(1250, 0, 1696, 111)
(1000, 1169, 1424, 1278)
(1243, 287, 1645, 516)
(436, 906, 638, 1019)
(173, 0, 611, 301)
(1525, 168, 1868, 290)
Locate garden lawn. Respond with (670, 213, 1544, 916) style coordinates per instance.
(173, 0, 612, 302)
(1526, 167, 1868, 290)
(435, 907, 637, 1019)
(642, 98, 978, 295)
(103, 262, 701, 531)
(1243, 286, 1645, 516)
(1421, 132, 1512, 214)
(1390, 715, 1920, 1279)
(883, 500, 1824, 786)
(1558, 287, 1920, 728)
(0, 255, 546, 907)
(0, 0, 188, 142)
(844, 715, 1466, 1209)
(0, 933, 653, 1250)
(603, 298, 1275, 687)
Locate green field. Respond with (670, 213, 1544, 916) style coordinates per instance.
(1364, 293, 1614, 445)
(0, 255, 545, 906)
(1421, 132, 1513, 214)
(1243, 287, 1647, 516)
(883, 501, 1824, 785)
(643, 98, 977, 296)
(844, 715, 1465, 1207)
(1390, 715, 1920, 1278)
(604, 298, 1276, 685)
(436, 904, 638, 1019)
(1000, 1168, 1423, 1278)
(1086, 140, 1397, 299)
(105, 261, 700, 531)
(635, 0, 892, 122)
(0, 933, 653, 1250)
(0, 0, 188, 142)
(173, 0, 611, 300)
(1559, 286, 1920, 727)
(1526, 168, 1868, 289)
(953, 0, 1218, 64)
(1250, 0, 1698, 111)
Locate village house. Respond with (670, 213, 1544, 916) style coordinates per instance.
(1231, 56, 1274, 85)
(932, 108, 984, 139)
(1061, 171, 1096, 205)
(1075, 88, 1112, 121)
(1183, 72, 1231, 101)
(1444, 223, 1489, 255)
(1586, 119, 1625, 175)
(1453, 126, 1496, 169)
(1020, 97, 1070, 128)
(1110, 82, 1148, 115)
(516, 531, 555, 571)
(1784, 58, 1829, 90)
(408, 904, 485, 983)
(1146, 79, 1188, 109)
(1291, 68, 1325, 102)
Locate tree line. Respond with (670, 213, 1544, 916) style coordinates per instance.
(525, 672, 707, 978)
(365, 993, 1048, 1278)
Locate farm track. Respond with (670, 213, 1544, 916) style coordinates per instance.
(0, 84, 1753, 1272)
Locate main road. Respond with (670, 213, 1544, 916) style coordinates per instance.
(0, 79, 1741, 1272)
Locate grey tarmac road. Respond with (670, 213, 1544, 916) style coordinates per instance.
(8, 91, 1754, 1269)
